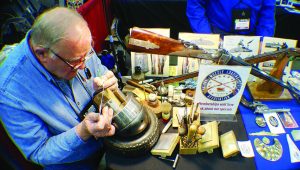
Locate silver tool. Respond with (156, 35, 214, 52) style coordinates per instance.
(162, 118, 173, 133)
(249, 131, 279, 136)
(158, 154, 180, 169)
(254, 105, 290, 114)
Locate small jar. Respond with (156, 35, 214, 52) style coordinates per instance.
(162, 112, 170, 123)
(131, 66, 145, 82)
(161, 102, 172, 123)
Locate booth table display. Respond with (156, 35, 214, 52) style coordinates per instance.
(109, 1, 300, 169)
(106, 88, 300, 170)
(106, 111, 256, 170)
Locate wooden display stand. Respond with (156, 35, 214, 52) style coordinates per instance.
(247, 80, 292, 101)
(246, 51, 293, 101)
(141, 100, 162, 118)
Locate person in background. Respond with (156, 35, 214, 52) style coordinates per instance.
(0, 7, 118, 169)
(186, 0, 276, 36)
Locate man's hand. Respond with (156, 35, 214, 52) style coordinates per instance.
(76, 106, 115, 141)
(93, 71, 118, 91)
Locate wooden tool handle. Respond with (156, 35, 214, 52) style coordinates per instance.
(178, 126, 187, 137)
(187, 124, 197, 143)
(127, 80, 153, 93)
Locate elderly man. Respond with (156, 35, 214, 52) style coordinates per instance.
(0, 7, 118, 169)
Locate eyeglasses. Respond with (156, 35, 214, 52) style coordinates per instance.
(49, 48, 95, 70)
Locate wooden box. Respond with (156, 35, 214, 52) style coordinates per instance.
(179, 137, 198, 155)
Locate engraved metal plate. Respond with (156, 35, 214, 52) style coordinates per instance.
(254, 137, 283, 161)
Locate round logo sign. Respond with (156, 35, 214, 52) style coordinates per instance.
(201, 69, 242, 101)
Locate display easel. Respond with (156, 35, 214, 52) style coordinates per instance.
(247, 51, 293, 101)
(247, 81, 292, 100)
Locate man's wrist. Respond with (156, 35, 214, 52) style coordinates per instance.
(75, 122, 92, 141)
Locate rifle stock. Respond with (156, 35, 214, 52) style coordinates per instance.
(126, 27, 217, 61)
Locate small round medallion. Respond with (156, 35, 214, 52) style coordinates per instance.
(255, 116, 266, 127)
(269, 116, 279, 127)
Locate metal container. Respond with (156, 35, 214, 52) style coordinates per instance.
(110, 94, 149, 137)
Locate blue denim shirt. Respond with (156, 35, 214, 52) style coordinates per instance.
(186, 0, 276, 36)
(0, 31, 108, 169)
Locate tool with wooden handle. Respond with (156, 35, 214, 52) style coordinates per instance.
(127, 79, 153, 93)
(187, 124, 197, 143)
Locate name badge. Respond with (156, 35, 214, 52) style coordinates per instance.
(232, 9, 251, 32)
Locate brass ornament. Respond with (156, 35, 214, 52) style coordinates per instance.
(255, 116, 266, 127)
(254, 137, 283, 161)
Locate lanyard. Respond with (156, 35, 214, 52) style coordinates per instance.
(231, 0, 251, 32)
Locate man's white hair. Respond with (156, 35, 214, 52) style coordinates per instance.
(30, 7, 89, 49)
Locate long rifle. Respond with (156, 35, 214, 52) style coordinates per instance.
(150, 48, 300, 87)
(126, 27, 300, 102)
(150, 71, 199, 87)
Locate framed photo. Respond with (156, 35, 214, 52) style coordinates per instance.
(223, 35, 261, 59)
(278, 112, 299, 128)
(260, 37, 297, 74)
